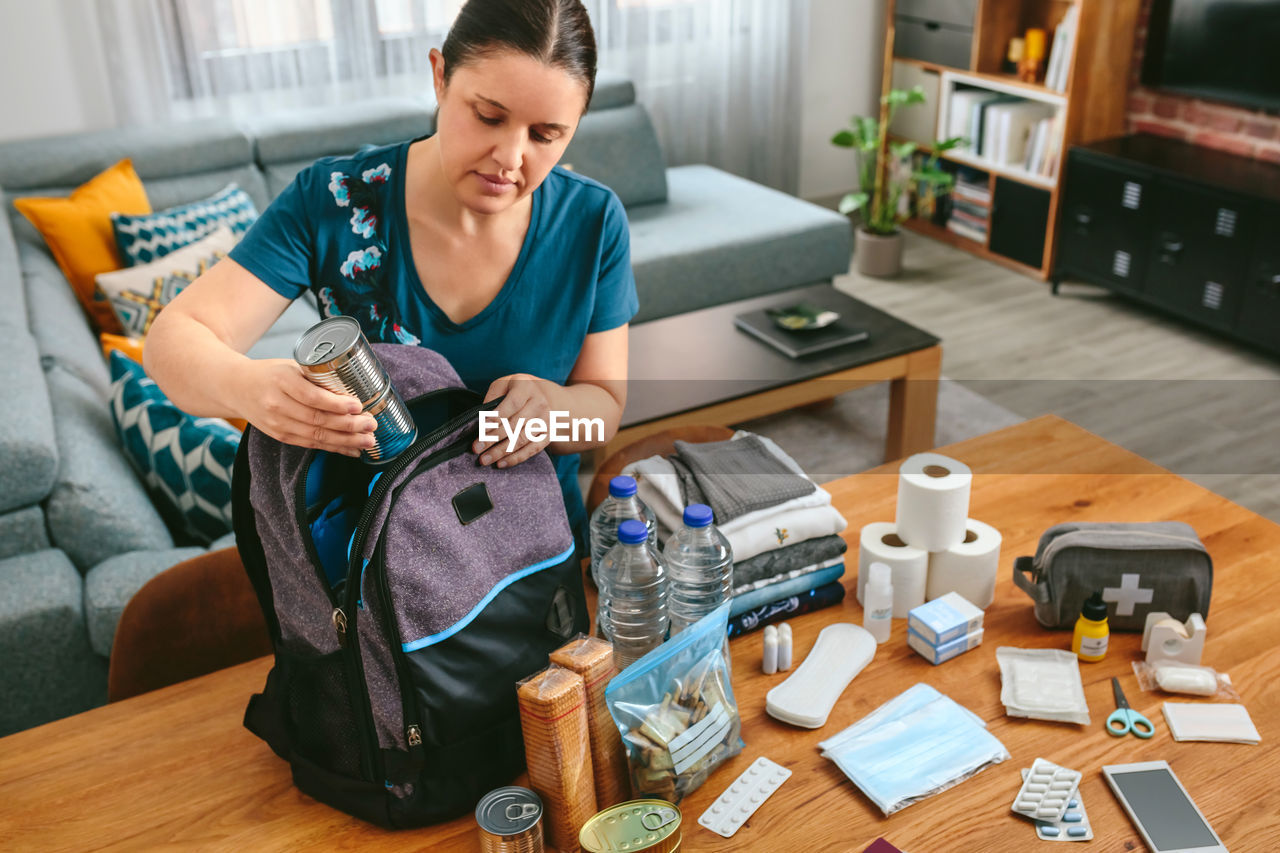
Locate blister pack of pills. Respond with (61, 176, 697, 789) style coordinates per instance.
(697, 756, 791, 838)
(1011, 758, 1082, 823)
(1020, 767, 1094, 841)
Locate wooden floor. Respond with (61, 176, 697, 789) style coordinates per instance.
(839, 231, 1280, 522)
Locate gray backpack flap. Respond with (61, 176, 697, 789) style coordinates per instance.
(232, 344, 588, 828)
(1013, 522, 1213, 631)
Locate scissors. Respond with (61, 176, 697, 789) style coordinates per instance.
(1106, 677, 1154, 738)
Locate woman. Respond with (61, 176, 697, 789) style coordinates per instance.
(146, 0, 635, 541)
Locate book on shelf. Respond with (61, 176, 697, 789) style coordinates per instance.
(1044, 5, 1079, 92)
(952, 198, 991, 220)
(982, 101, 1055, 167)
(1038, 114, 1064, 177)
(946, 218, 987, 243)
(950, 209, 990, 231)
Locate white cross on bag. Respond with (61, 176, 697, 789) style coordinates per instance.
(1102, 573, 1154, 616)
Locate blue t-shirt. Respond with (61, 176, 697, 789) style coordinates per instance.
(230, 139, 638, 540)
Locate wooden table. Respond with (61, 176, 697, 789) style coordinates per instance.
(3, 415, 1277, 852)
(606, 283, 942, 465)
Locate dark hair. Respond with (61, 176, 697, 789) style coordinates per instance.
(441, 0, 597, 109)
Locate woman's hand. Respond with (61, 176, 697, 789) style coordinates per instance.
(238, 359, 378, 457)
(474, 373, 555, 468)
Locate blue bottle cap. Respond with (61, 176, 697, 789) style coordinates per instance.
(618, 519, 649, 544)
(609, 476, 637, 498)
(683, 504, 714, 528)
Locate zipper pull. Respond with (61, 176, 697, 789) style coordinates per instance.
(407, 724, 422, 747)
(333, 607, 348, 647)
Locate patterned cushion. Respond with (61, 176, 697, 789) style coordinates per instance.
(108, 352, 240, 545)
(111, 183, 257, 267)
(95, 226, 237, 336)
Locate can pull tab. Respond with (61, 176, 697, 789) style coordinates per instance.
(505, 802, 540, 821)
(641, 807, 678, 831)
(310, 340, 336, 360)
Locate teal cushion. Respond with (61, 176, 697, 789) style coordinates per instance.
(108, 352, 240, 544)
(110, 182, 258, 267)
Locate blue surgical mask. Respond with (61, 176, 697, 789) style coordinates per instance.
(818, 683, 1010, 816)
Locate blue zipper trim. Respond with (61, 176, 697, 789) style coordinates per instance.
(401, 542, 576, 652)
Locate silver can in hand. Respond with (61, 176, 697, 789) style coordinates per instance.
(293, 316, 417, 465)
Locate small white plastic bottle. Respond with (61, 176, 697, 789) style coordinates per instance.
(863, 561, 894, 644)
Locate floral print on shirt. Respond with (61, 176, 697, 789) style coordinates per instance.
(318, 165, 420, 346)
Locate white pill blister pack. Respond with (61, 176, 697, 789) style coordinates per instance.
(1020, 767, 1094, 841)
(1011, 758, 1082, 824)
(697, 756, 791, 838)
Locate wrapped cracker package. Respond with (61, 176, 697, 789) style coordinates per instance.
(604, 602, 743, 804)
(516, 665, 597, 853)
(550, 636, 632, 808)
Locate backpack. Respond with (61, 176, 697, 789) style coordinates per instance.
(231, 343, 588, 828)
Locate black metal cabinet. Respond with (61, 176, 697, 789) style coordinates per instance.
(1057, 156, 1153, 293)
(1236, 208, 1280, 350)
(1053, 134, 1280, 357)
(1144, 179, 1255, 331)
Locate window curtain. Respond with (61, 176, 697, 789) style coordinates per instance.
(96, 0, 807, 191)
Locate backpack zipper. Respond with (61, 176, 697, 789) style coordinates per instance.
(368, 436, 477, 781)
(340, 394, 491, 788)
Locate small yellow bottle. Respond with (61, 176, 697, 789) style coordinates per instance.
(1072, 591, 1109, 662)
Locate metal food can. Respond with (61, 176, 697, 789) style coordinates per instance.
(476, 786, 545, 853)
(293, 316, 417, 465)
(579, 799, 682, 853)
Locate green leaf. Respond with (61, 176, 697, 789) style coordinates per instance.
(889, 141, 918, 160)
(831, 129, 856, 147)
(933, 135, 967, 152)
(838, 192, 869, 215)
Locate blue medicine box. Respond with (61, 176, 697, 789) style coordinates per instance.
(907, 592, 984, 646)
(908, 626, 985, 665)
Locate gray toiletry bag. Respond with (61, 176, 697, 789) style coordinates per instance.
(1013, 522, 1212, 631)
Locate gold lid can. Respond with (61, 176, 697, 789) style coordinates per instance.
(579, 799, 682, 853)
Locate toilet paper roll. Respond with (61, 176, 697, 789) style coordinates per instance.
(895, 453, 973, 552)
(925, 518, 1002, 608)
(858, 521, 928, 617)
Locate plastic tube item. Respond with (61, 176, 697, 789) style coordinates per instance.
(762, 625, 779, 675)
(857, 522, 927, 612)
(863, 562, 893, 644)
(777, 623, 793, 671)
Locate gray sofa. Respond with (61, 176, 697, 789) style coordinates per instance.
(0, 74, 851, 735)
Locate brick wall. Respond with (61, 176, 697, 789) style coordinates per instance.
(1126, 0, 1280, 164)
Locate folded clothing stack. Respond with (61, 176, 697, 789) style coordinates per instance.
(624, 432, 849, 631)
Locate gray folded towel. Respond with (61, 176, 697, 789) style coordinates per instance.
(672, 434, 815, 523)
(732, 534, 848, 591)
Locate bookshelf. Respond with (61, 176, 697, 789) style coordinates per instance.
(879, 0, 1142, 279)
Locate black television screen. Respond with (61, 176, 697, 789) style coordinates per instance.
(1142, 0, 1280, 114)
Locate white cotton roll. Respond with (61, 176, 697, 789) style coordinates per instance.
(926, 518, 1003, 608)
(858, 521, 928, 617)
(895, 453, 973, 552)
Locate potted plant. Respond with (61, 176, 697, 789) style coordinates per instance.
(832, 87, 962, 277)
(912, 136, 966, 224)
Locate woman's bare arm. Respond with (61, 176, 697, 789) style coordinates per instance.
(145, 257, 377, 456)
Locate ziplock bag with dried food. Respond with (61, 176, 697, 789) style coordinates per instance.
(604, 601, 743, 803)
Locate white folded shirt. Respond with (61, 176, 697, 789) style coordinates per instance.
(625, 431, 848, 562)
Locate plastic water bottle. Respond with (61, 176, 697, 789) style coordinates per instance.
(597, 519, 668, 670)
(588, 476, 657, 587)
(663, 504, 734, 635)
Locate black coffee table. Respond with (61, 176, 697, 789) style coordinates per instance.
(606, 283, 941, 463)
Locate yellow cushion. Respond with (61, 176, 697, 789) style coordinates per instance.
(14, 159, 151, 335)
(100, 332, 146, 365)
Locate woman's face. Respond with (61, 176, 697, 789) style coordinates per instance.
(431, 49, 589, 216)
